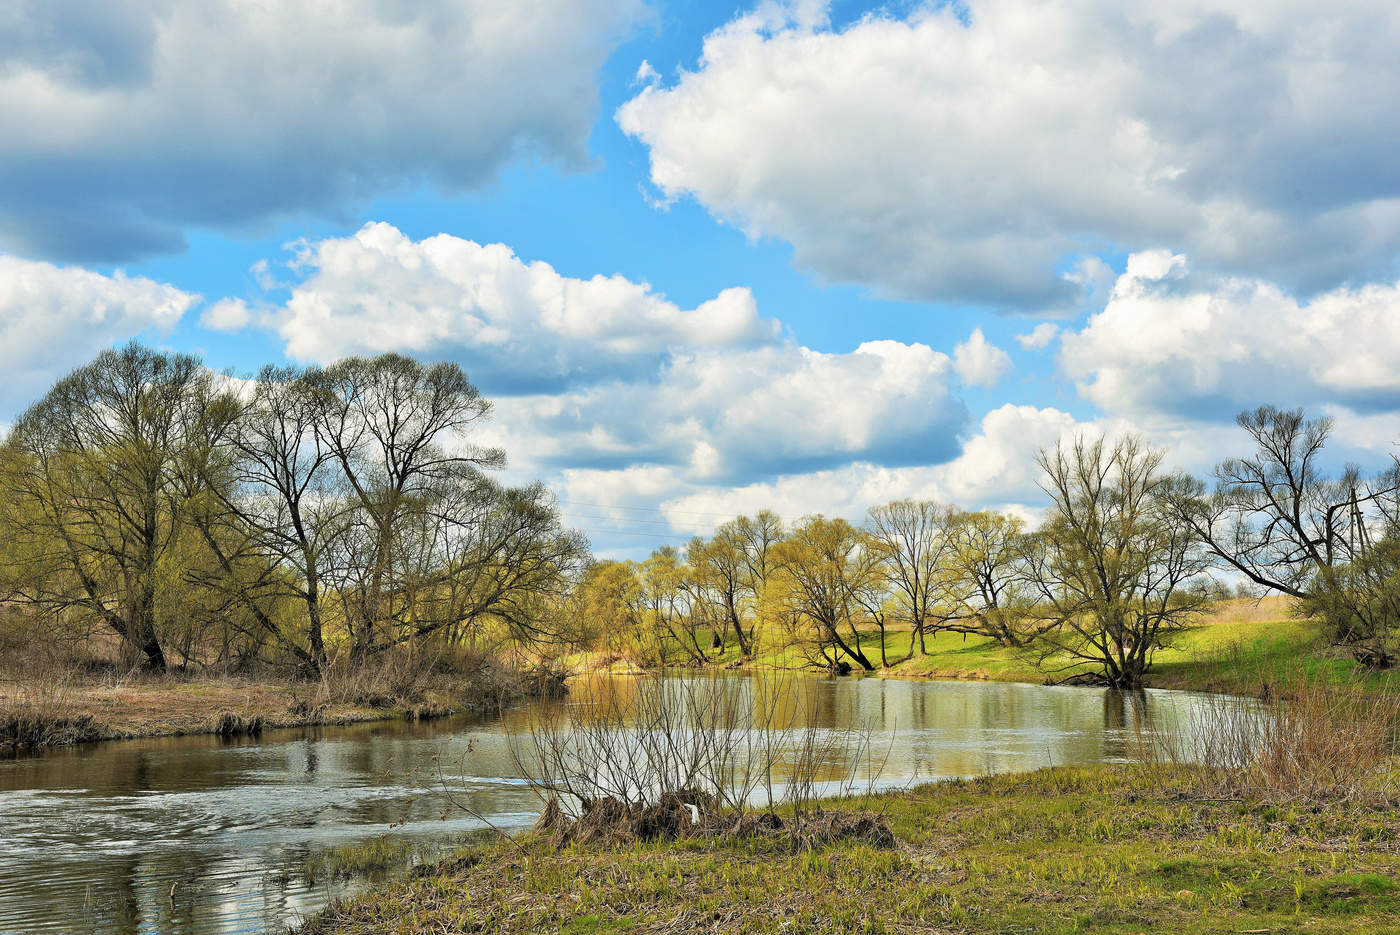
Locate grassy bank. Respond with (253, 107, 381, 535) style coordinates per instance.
(0, 660, 557, 752)
(587, 597, 1400, 697)
(302, 764, 1400, 934)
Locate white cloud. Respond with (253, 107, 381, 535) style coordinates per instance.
(634, 60, 660, 86)
(952, 328, 1012, 389)
(239, 223, 969, 487)
(201, 297, 253, 332)
(618, 0, 1400, 307)
(498, 339, 967, 481)
(0, 254, 196, 413)
(0, 0, 644, 261)
(267, 222, 779, 392)
(1015, 323, 1059, 351)
(650, 403, 1084, 534)
(1060, 250, 1400, 418)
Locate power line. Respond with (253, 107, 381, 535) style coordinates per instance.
(565, 511, 679, 528)
(577, 527, 688, 540)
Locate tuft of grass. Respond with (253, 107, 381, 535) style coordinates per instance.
(302, 836, 441, 885)
(0, 678, 103, 750)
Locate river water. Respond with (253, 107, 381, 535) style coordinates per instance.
(0, 673, 1243, 935)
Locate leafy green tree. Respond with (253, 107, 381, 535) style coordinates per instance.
(773, 515, 877, 672)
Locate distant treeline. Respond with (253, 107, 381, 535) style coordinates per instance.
(576, 408, 1400, 687)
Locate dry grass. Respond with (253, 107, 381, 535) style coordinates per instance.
(1189, 593, 1296, 625)
(0, 653, 558, 751)
(1139, 665, 1400, 803)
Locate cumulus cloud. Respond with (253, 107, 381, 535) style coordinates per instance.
(503, 340, 967, 481)
(618, 0, 1400, 307)
(0, 0, 644, 261)
(262, 222, 779, 392)
(1015, 323, 1059, 351)
(647, 403, 1084, 535)
(1060, 250, 1400, 418)
(233, 223, 968, 486)
(0, 254, 196, 414)
(201, 297, 254, 332)
(952, 328, 1013, 389)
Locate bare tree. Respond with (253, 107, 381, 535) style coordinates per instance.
(1026, 434, 1207, 689)
(864, 499, 955, 657)
(310, 354, 504, 661)
(1169, 406, 1388, 598)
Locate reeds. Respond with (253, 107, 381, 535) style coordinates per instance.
(0, 676, 100, 749)
(1138, 666, 1400, 802)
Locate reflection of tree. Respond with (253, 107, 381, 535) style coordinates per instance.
(304, 738, 319, 778)
(1101, 688, 1151, 759)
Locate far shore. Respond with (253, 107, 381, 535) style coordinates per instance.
(0, 662, 557, 753)
(7, 596, 1395, 755)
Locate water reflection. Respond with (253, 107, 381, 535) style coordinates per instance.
(0, 674, 1246, 934)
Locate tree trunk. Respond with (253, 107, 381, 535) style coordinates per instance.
(727, 602, 751, 657)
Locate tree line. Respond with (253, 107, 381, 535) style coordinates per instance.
(574, 408, 1400, 688)
(2, 342, 1394, 691)
(0, 343, 587, 675)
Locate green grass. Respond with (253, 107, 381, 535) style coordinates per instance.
(302, 836, 445, 885)
(621, 597, 1400, 697)
(301, 765, 1400, 934)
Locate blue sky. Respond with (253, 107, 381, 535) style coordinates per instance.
(3, 0, 1399, 555)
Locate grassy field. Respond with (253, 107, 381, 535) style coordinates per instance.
(617, 597, 1400, 697)
(300, 599, 1400, 934)
(302, 764, 1400, 934)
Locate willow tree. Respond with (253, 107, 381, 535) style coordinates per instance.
(773, 515, 877, 672)
(3, 344, 227, 671)
(941, 510, 1047, 647)
(1026, 434, 1207, 689)
(688, 523, 756, 657)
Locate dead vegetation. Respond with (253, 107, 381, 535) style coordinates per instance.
(1138, 664, 1400, 803)
(533, 792, 895, 849)
(501, 672, 896, 850)
(0, 650, 565, 751)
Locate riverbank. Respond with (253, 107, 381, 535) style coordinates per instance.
(581, 597, 1400, 698)
(302, 763, 1400, 934)
(0, 660, 561, 752)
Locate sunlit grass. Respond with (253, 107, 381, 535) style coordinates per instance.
(301, 765, 1400, 934)
(592, 597, 1400, 697)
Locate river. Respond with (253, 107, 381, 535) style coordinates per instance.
(0, 673, 1245, 934)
